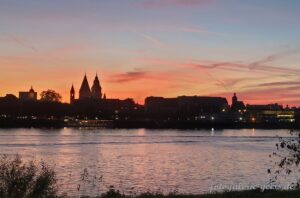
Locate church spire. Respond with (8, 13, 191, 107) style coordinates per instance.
(91, 73, 102, 99)
(70, 84, 75, 104)
(79, 74, 91, 99)
(29, 86, 34, 92)
(71, 84, 75, 92)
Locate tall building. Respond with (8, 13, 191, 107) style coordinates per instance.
(70, 84, 75, 104)
(19, 86, 37, 101)
(79, 74, 92, 99)
(71, 73, 103, 102)
(91, 74, 102, 99)
(232, 93, 238, 105)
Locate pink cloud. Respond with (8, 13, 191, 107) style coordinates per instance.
(110, 71, 148, 83)
(108, 68, 194, 84)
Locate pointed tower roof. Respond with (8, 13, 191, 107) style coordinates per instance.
(29, 86, 35, 92)
(71, 84, 75, 92)
(91, 73, 102, 99)
(80, 75, 90, 90)
(95, 74, 99, 82)
(79, 74, 91, 99)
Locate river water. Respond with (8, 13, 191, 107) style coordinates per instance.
(0, 128, 294, 196)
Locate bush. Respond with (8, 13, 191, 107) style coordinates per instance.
(0, 155, 57, 198)
(268, 130, 300, 189)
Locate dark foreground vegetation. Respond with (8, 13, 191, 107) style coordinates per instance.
(100, 189, 300, 198)
(0, 155, 57, 198)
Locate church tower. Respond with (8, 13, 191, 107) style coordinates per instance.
(91, 73, 102, 99)
(70, 84, 75, 104)
(79, 74, 92, 99)
(232, 93, 238, 106)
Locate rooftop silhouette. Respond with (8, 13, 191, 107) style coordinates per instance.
(0, 74, 299, 129)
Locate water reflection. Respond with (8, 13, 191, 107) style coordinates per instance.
(211, 128, 215, 136)
(0, 128, 291, 196)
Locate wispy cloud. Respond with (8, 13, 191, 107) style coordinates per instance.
(214, 78, 246, 87)
(252, 81, 300, 88)
(248, 49, 300, 70)
(139, 0, 213, 8)
(182, 49, 300, 76)
(110, 70, 148, 83)
(134, 54, 300, 99)
(190, 59, 300, 75)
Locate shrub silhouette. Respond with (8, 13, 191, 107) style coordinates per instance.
(269, 130, 300, 189)
(0, 155, 57, 198)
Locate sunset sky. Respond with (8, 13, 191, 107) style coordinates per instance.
(1, 0, 300, 105)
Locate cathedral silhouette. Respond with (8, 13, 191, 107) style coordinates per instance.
(70, 74, 106, 104)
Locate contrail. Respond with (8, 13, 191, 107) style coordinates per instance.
(9, 36, 37, 51)
(0, 34, 37, 51)
(132, 30, 168, 48)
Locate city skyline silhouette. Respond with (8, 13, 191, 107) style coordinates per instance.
(0, 72, 299, 108)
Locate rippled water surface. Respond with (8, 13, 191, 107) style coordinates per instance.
(0, 128, 292, 196)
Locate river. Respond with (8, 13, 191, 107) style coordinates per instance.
(0, 128, 294, 196)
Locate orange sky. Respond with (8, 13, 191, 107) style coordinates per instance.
(1, 0, 300, 106)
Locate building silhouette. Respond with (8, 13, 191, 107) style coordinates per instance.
(91, 73, 102, 99)
(19, 86, 37, 101)
(0, 80, 299, 128)
(231, 93, 245, 112)
(70, 84, 75, 104)
(79, 74, 92, 99)
(145, 96, 229, 121)
(72, 74, 103, 102)
(245, 103, 294, 123)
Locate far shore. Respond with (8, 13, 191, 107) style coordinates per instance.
(0, 117, 298, 130)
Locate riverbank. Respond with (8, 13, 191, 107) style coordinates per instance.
(65, 189, 300, 198)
